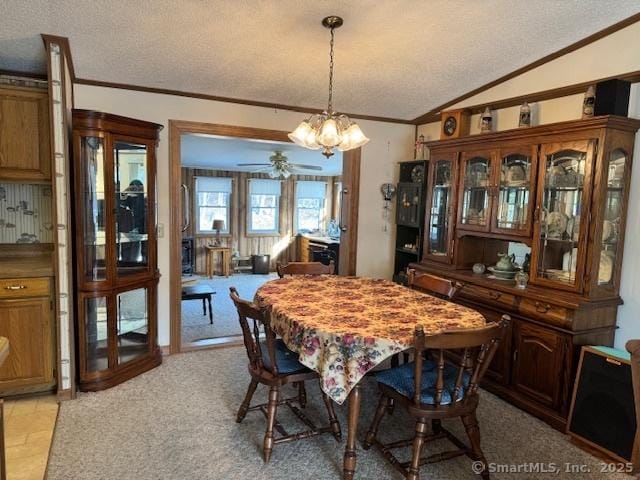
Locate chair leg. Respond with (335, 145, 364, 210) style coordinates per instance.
(202, 298, 206, 316)
(298, 381, 307, 408)
(432, 419, 442, 434)
(363, 394, 388, 450)
(236, 378, 259, 423)
(263, 385, 280, 463)
(462, 411, 489, 480)
(321, 388, 342, 441)
(407, 418, 428, 480)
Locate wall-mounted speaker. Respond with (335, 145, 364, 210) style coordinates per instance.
(568, 346, 638, 465)
(594, 79, 631, 117)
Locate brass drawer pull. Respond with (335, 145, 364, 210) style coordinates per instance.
(4, 285, 27, 290)
(535, 302, 551, 313)
(488, 291, 502, 300)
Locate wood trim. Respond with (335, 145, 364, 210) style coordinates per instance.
(40, 34, 76, 81)
(170, 121, 360, 353)
(0, 69, 48, 81)
(75, 77, 412, 125)
(413, 13, 640, 124)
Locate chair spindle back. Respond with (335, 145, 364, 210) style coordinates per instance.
(276, 261, 335, 278)
(412, 316, 510, 407)
(407, 269, 462, 300)
(229, 287, 279, 375)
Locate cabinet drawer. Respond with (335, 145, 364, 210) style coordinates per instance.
(459, 284, 516, 310)
(518, 298, 569, 327)
(0, 277, 50, 299)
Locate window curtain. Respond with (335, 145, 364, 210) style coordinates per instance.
(249, 179, 281, 196)
(296, 181, 327, 198)
(196, 176, 233, 193)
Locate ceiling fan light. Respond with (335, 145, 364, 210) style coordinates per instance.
(288, 121, 313, 147)
(317, 118, 341, 147)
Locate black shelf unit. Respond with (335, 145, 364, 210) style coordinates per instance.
(393, 160, 427, 283)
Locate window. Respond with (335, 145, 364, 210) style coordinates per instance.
(248, 179, 281, 234)
(195, 177, 232, 234)
(296, 181, 327, 233)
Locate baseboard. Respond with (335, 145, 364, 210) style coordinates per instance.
(160, 345, 171, 356)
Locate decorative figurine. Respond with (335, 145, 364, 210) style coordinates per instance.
(415, 134, 426, 160)
(583, 86, 596, 118)
(480, 107, 493, 133)
(518, 102, 531, 127)
(472, 263, 486, 274)
(514, 271, 529, 289)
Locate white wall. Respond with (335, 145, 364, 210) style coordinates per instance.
(74, 84, 414, 346)
(418, 20, 640, 349)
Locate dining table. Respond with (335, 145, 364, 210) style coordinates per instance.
(254, 275, 486, 479)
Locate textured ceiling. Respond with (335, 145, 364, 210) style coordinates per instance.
(1, 1, 639, 120)
(181, 134, 343, 176)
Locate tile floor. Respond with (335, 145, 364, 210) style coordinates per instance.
(4, 395, 58, 480)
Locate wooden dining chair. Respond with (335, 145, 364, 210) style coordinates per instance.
(229, 287, 341, 463)
(276, 261, 335, 278)
(407, 269, 463, 300)
(363, 316, 510, 480)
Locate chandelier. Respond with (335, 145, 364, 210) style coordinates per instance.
(288, 16, 370, 158)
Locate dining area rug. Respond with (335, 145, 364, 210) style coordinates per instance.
(47, 346, 632, 480)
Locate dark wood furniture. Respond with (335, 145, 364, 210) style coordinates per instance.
(364, 318, 509, 480)
(394, 160, 427, 281)
(181, 237, 194, 274)
(407, 269, 462, 300)
(72, 110, 163, 392)
(276, 261, 335, 278)
(413, 115, 640, 430)
(0, 337, 9, 480)
(229, 287, 341, 462)
(181, 285, 215, 324)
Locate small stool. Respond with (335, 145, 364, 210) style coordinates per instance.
(181, 285, 216, 324)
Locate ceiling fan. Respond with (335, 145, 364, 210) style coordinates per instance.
(237, 151, 322, 179)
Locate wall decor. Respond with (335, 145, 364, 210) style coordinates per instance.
(519, 102, 531, 127)
(582, 85, 596, 118)
(480, 107, 493, 133)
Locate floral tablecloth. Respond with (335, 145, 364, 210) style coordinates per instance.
(254, 276, 486, 404)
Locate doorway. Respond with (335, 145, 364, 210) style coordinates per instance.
(169, 122, 360, 353)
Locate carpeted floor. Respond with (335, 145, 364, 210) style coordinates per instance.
(181, 273, 278, 343)
(47, 347, 633, 480)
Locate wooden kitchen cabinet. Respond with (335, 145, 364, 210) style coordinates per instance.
(0, 278, 54, 394)
(0, 86, 51, 182)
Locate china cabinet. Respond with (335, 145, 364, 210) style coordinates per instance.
(413, 116, 640, 430)
(72, 110, 163, 391)
(393, 160, 427, 279)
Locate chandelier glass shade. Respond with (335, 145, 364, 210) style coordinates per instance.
(288, 16, 369, 158)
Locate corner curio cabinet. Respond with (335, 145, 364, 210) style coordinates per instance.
(413, 116, 640, 431)
(72, 110, 163, 391)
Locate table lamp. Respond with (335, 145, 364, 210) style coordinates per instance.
(212, 219, 225, 246)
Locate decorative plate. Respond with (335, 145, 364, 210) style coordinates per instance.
(598, 251, 614, 284)
(411, 164, 425, 183)
(546, 211, 568, 238)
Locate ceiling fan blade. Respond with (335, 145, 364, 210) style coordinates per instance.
(291, 164, 323, 171)
(237, 163, 272, 166)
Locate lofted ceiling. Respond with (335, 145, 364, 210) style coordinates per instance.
(181, 134, 343, 176)
(1, 1, 639, 121)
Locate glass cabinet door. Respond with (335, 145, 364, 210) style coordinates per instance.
(596, 149, 627, 288)
(114, 140, 149, 277)
(85, 295, 109, 373)
(116, 287, 150, 365)
(493, 147, 537, 236)
(80, 136, 107, 283)
(458, 152, 493, 231)
(425, 156, 456, 262)
(532, 141, 593, 290)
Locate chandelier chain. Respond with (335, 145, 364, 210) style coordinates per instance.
(327, 26, 335, 114)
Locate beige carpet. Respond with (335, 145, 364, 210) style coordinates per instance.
(47, 347, 633, 480)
